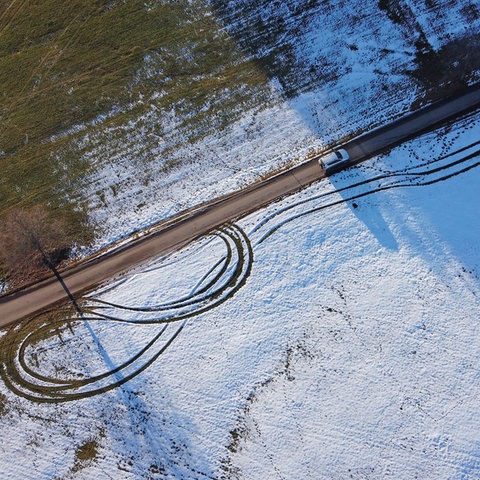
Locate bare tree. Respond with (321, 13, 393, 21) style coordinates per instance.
(0, 205, 76, 288)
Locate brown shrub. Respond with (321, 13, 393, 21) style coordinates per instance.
(0, 205, 76, 287)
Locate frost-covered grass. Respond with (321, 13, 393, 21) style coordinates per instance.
(0, 110, 478, 479)
(78, 0, 480, 249)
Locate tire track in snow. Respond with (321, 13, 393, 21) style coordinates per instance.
(0, 224, 253, 402)
(250, 138, 480, 244)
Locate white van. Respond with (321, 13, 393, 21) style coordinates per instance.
(319, 148, 350, 173)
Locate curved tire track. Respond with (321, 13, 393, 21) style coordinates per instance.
(0, 224, 253, 402)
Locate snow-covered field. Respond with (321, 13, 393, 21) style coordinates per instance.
(62, 0, 479, 250)
(0, 110, 478, 479)
(1, 1, 480, 478)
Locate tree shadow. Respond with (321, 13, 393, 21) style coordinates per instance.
(328, 169, 399, 251)
(387, 160, 480, 284)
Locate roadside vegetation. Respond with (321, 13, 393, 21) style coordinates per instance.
(0, 205, 82, 288)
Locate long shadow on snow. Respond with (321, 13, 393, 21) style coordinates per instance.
(329, 168, 399, 251)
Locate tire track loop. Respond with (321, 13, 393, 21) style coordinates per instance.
(1, 134, 478, 401)
(0, 224, 253, 402)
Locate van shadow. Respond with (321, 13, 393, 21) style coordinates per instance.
(329, 169, 399, 251)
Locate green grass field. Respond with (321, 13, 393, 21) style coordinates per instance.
(0, 0, 271, 281)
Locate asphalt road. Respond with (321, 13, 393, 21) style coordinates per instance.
(1, 84, 479, 327)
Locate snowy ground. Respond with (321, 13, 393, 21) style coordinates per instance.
(0, 110, 478, 479)
(1, 1, 480, 478)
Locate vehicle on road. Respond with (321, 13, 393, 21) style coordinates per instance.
(319, 148, 350, 174)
